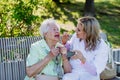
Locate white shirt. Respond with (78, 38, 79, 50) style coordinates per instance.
(63, 33, 109, 80)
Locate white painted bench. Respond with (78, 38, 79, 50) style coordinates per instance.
(113, 49, 120, 76)
(0, 36, 42, 80)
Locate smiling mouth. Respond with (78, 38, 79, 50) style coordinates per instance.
(54, 34, 60, 38)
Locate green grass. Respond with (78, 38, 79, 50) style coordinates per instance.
(95, 0, 120, 48)
(43, 0, 120, 48)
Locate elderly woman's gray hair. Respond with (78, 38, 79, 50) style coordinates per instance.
(39, 19, 60, 38)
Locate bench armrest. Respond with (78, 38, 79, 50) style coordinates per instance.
(115, 61, 120, 65)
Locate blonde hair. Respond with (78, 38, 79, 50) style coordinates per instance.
(39, 19, 60, 38)
(78, 16, 100, 51)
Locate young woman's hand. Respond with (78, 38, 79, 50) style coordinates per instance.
(62, 32, 70, 45)
(71, 50, 86, 64)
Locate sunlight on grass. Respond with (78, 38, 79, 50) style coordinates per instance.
(75, 0, 85, 2)
(56, 0, 120, 48)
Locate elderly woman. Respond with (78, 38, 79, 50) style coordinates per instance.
(62, 16, 109, 80)
(24, 19, 71, 80)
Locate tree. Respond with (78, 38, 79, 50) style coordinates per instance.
(84, 0, 96, 17)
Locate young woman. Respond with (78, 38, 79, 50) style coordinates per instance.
(62, 16, 109, 80)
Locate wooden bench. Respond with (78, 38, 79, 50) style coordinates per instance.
(0, 36, 120, 80)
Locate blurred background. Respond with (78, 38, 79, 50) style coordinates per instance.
(0, 0, 120, 48)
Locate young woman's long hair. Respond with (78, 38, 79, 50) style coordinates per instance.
(78, 16, 101, 51)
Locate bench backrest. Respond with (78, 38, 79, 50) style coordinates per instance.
(100, 32, 120, 75)
(113, 49, 120, 74)
(0, 36, 42, 80)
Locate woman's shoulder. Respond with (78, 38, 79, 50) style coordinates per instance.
(69, 33, 80, 43)
(71, 33, 77, 38)
(31, 39, 44, 47)
(99, 38, 107, 46)
(97, 38, 108, 50)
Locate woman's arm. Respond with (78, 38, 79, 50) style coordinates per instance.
(62, 54, 72, 73)
(79, 40, 108, 76)
(82, 61, 97, 76)
(26, 46, 60, 77)
(72, 50, 97, 76)
(26, 52, 54, 77)
(59, 47, 72, 73)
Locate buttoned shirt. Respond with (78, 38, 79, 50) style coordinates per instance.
(24, 39, 62, 80)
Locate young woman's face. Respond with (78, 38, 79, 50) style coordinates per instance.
(75, 23, 86, 39)
(45, 24, 60, 42)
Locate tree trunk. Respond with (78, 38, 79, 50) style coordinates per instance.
(84, 0, 96, 17)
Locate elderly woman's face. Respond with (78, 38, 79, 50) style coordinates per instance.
(75, 23, 86, 39)
(45, 24, 60, 42)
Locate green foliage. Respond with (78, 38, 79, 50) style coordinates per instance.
(0, 0, 40, 37)
(0, 1, 13, 37)
(0, 0, 120, 48)
(12, 0, 38, 25)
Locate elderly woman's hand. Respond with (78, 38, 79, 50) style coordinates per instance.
(71, 50, 86, 64)
(55, 42, 67, 55)
(59, 47, 67, 55)
(50, 48, 60, 58)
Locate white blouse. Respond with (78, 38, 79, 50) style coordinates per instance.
(63, 33, 109, 80)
